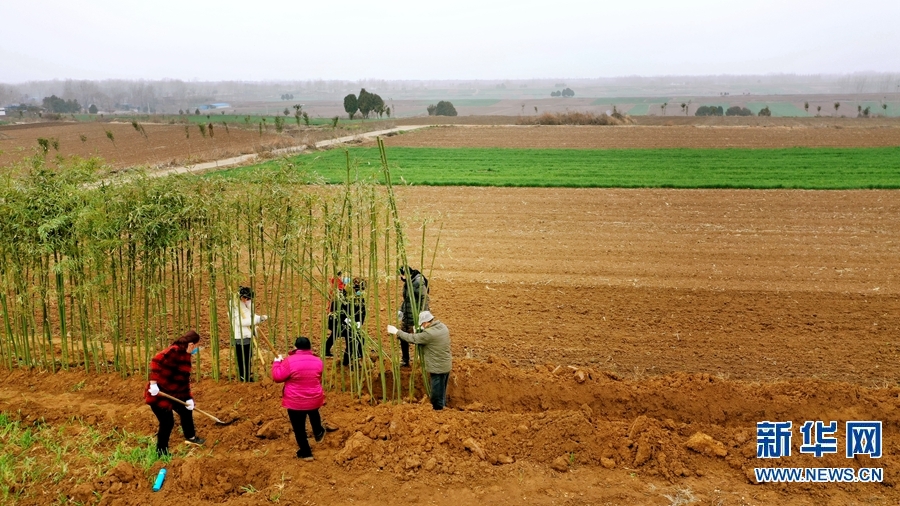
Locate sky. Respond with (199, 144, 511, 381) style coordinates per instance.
(1, 0, 898, 83)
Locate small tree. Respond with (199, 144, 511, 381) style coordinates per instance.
(883, 103, 888, 116)
(283, 108, 290, 116)
(302, 112, 310, 126)
(661, 102, 667, 116)
(195, 108, 200, 115)
(817, 105, 822, 116)
(293, 104, 303, 126)
(804, 102, 809, 115)
(88, 104, 98, 114)
(426, 104, 437, 116)
(357, 89, 373, 119)
(758, 106, 771, 117)
(331, 116, 339, 128)
(680, 102, 687, 115)
(343, 94, 358, 120)
(833, 102, 840, 116)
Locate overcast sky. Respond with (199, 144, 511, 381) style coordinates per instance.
(1, 0, 898, 83)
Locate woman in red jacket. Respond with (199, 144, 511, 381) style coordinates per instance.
(145, 330, 205, 456)
(272, 336, 326, 461)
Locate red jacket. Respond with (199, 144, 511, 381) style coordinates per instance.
(271, 349, 325, 411)
(144, 344, 193, 409)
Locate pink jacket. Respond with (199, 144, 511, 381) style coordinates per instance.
(271, 349, 325, 411)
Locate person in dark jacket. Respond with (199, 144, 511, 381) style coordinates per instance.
(397, 266, 429, 367)
(340, 277, 367, 366)
(325, 272, 348, 357)
(145, 330, 205, 456)
(272, 336, 326, 461)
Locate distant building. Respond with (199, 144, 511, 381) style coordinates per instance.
(197, 103, 231, 110)
(0, 107, 5, 116)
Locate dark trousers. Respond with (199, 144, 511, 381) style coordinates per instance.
(235, 342, 253, 382)
(151, 403, 196, 455)
(399, 322, 414, 364)
(287, 408, 324, 458)
(342, 333, 364, 365)
(325, 315, 340, 356)
(429, 372, 450, 410)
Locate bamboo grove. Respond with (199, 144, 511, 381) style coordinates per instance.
(0, 139, 437, 402)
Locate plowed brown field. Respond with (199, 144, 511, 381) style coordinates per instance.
(1, 118, 899, 505)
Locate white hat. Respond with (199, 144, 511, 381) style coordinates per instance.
(418, 311, 434, 323)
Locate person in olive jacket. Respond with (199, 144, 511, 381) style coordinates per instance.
(272, 336, 326, 461)
(387, 311, 451, 410)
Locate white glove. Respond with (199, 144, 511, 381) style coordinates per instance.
(185, 399, 195, 411)
(344, 317, 351, 325)
(397, 311, 403, 322)
(260, 315, 268, 322)
(274, 354, 284, 362)
(148, 383, 160, 396)
(356, 321, 361, 329)
(386, 325, 398, 335)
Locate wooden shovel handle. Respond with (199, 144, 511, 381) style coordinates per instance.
(156, 391, 222, 424)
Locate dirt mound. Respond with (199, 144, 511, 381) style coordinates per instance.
(1, 363, 897, 505)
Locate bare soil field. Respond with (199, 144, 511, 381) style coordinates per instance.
(2, 120, 899, 505)
(0, 121, 395, 171)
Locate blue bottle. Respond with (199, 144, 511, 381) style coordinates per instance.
(152, 468, 167, 492)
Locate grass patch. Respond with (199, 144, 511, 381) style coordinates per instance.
(746, 102, 807, 117)
(591, 97, 670, 105)
(212, 146, 900, 189)
(0, 411, 169, 503)
(448, 99, 501, 107)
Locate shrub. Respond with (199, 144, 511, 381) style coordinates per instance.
(758, 106, 771, 117)
(426, 104, 437, 116)
(517, 111, 633, 126)
(434, 101, 457, 116)
(695, 105, 724, 116)
(725, 106, 753, 116)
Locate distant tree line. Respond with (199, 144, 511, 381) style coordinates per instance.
(551, 88, 575, 97)
(42, 95, 82, 113)
(280, 93, 295, 100)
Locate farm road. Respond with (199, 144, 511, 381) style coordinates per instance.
(146, 124, 430, 177)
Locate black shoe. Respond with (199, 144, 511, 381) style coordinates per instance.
(296, 449, 314, 461)
(399, 361, 410, 368)
(185, 436, 206, 446)
(314, 430, 326, 444)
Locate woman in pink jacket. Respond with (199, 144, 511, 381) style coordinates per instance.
(272, 336, 326, 461)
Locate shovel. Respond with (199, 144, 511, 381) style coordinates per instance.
(157, 391, 238, 426)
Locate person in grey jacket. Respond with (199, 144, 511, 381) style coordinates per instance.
(387, 310, 451, 410)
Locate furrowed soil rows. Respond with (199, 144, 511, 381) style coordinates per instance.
(2, 120, 899, 505)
